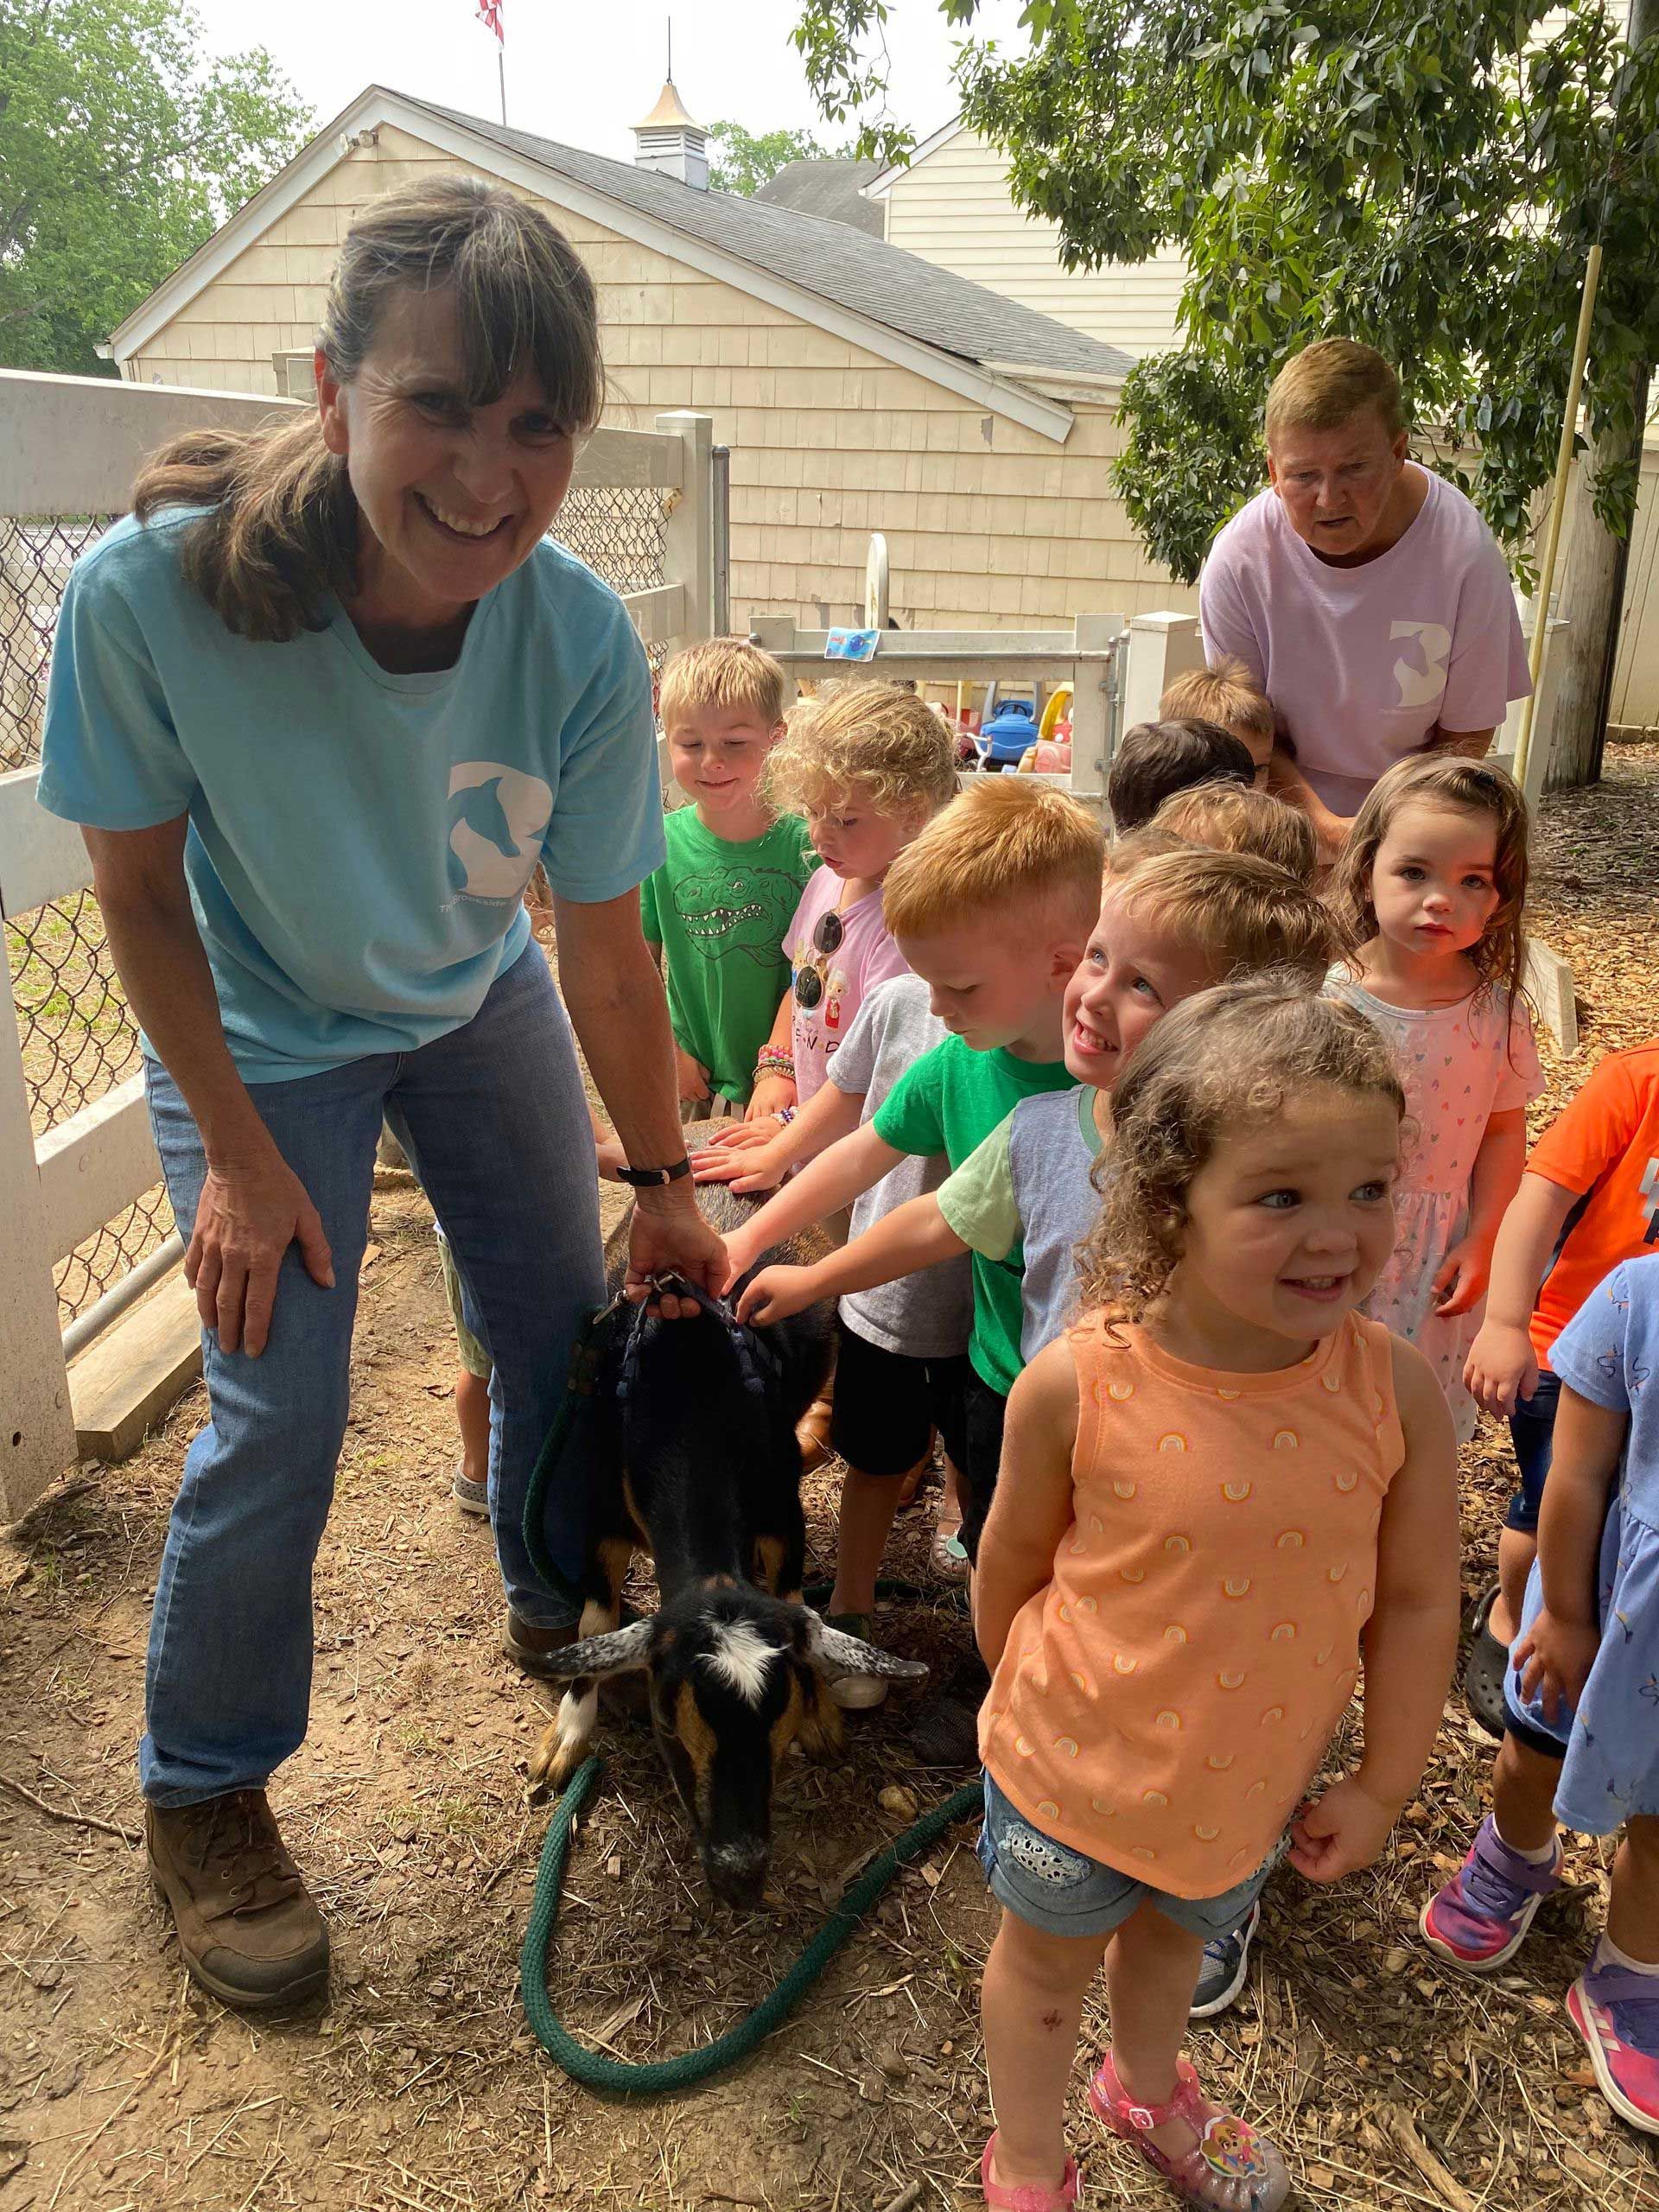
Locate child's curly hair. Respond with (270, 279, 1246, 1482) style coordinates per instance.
(1327, 754, 1530, 1014)
(1077, 976, 1405, 1325)
(760, 682, 958, 821)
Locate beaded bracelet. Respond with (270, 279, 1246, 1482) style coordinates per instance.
(753, 1047, 795, 1082)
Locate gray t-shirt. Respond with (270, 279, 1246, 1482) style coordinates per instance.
(938, 1084, 1101, 1363)
(827, 975, 976, 1361)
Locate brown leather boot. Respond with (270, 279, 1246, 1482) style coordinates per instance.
(502, 1611, 648, 1717)
(146, 1790, 328, 2009)
(500, 1610, 579, 1677)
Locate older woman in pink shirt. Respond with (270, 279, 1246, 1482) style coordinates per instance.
(1199, 340, 1529, 861)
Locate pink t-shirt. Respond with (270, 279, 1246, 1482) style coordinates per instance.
(1198, 469, 1529, 815)
(783, 868, 911, 1103)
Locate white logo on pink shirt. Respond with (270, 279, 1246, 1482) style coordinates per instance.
(1389, 620, 1452, 710)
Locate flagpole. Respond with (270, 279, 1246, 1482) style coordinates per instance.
(498, 41, 506, 124)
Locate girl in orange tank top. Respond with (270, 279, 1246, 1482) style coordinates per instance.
(973, 980, 1459, 2212)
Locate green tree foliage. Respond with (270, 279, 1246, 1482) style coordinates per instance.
(0, 0, 311, 376)
(791, 2, 1659, 586)
(706, 118, 845, 195)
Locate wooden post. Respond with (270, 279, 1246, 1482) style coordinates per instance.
(1546, 0, 1656, 788)
(655, 410, 715, 650)
(1513, 243, 1602, 794)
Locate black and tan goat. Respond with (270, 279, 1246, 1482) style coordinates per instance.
(529, 1160, 925, 1908)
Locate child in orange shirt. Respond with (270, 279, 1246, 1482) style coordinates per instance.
(974, 978, 1459, 2212)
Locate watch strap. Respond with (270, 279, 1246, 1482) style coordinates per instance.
(616, 1157, 693, 1189)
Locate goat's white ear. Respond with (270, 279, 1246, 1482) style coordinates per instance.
(538, 1618, 654, 1680)
(803, 1609, 928, 1683)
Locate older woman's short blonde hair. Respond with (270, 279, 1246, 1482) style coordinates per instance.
(1265, 339, 1405, 446)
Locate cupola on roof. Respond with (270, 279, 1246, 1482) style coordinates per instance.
(633, 78, 702, 135)
(632, 71, 708, 188)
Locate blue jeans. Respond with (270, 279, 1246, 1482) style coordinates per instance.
(140, 944, 604, 1805)
(977, 1770, 1274, 1942)
(1506, 1368, 1563, 1534)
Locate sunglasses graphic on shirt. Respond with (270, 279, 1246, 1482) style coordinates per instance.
(792, 909, 844, 1008)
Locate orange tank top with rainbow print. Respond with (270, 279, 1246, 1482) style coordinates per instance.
(980, 1310, 1405, 1900)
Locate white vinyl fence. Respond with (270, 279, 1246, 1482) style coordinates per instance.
(1, 369, 716, 1518)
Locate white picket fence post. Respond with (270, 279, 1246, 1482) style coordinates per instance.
(0, 937, 79, 1516)
(1118, 611, 1206, 730)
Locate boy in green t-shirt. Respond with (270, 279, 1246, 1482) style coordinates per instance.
(721, 779, 1106, 1553)
(641, 640, 816, 1117)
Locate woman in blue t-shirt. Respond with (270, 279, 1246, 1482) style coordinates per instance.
(38, 177, 722, 2010)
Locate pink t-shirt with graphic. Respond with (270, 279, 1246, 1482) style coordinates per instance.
(783, 868, 911, 1104)
(1198, 469, 1530, 816)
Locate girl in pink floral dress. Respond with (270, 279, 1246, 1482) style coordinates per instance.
(1327, 756, 1541, 1441)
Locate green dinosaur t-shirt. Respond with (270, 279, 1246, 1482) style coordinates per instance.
(640, 807, 817, 1105)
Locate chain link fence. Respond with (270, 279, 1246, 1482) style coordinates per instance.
(555, 480, 672, 695)
(3, 487, 672, 1326)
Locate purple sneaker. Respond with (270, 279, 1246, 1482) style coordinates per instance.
(1419, 1816, 1563, 1972)
(1568, 1953, 1659, 2134)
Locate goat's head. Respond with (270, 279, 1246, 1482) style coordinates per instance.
(539, 1591, 925, 1907)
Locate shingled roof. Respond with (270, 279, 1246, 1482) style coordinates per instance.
(753, 157, 886, 238)
(402, 95, 1133, 383)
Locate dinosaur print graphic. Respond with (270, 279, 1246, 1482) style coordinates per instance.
(675, 866, 810, 964)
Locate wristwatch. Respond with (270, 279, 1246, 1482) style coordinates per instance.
(615, 1157, 693, 1189)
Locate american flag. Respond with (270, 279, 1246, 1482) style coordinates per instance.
(477, 0, 503, 41)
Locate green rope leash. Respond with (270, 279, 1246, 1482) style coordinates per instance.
(518, 1306, 982, 2090)
(519, 1757, 982, 2094)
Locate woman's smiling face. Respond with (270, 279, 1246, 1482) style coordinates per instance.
(318, 284, 578, 633)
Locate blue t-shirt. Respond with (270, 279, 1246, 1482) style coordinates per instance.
(1505, 1255, 1659, 1830)
(1549, 1255, 1659, 1537)
(38, 509, 664, 1083)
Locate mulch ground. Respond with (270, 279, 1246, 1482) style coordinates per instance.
(2, 747, 1658, 2212)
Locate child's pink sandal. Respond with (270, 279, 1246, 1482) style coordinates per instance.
(980, 2133, 1079, 2209)
(1088, 2051, 1289, 2211)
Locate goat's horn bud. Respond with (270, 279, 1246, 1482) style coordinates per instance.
(804, 1610, 929, 1682)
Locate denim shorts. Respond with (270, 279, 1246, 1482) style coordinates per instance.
(1506, 1368, 1562, 1534)
(977, 1770, 1274, 1942)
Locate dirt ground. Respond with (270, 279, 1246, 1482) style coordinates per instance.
(4, 749, 1659, 2212)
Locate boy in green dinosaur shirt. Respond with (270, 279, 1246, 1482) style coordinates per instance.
(641, 639, 815, 1116)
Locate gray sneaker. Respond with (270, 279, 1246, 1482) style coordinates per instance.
(452, 1465, 488, 1516)
(1191, 1899, 1260, 2018)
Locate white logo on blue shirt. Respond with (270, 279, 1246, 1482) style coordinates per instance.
(448, 762, 554, 901)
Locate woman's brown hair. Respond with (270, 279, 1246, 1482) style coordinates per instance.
(131, 176, 604, 642)
(1077, 976, 1405, 1325)
(1327, 754, 1530, 1018)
